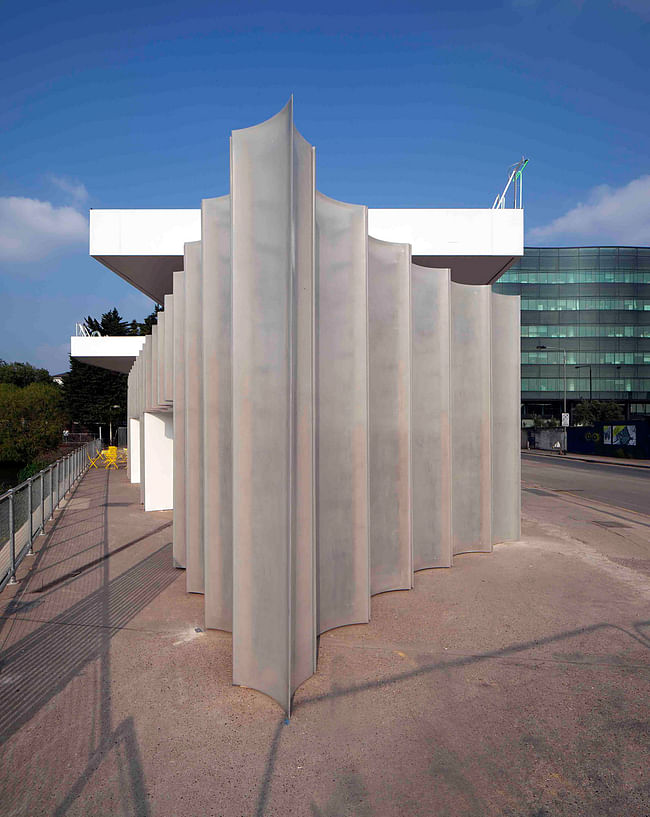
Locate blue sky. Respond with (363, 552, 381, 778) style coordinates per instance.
(1, 0, 649, 373)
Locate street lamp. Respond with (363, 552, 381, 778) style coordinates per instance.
(109, 404, 121, 446)
(537, 344, 568, 451)
(574, 365, 592, 403)
(536, 345, 567, 416)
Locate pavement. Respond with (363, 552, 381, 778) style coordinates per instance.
(0, 465, 648, 817)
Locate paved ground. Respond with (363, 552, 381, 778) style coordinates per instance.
(0, 466, 648, 817)
(523, 452, 650, 516)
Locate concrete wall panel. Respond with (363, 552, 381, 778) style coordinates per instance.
(202, 195, 233, 632)
(411, 264, 452, 570)
(491, 291, 521, 543)
(451, 283, 492, 554)
(172, 271, 186, 568)
(231, 101, 315, 713)
(184, 242, 204, 593)
(368, 237, 412, 595)
(315, 192, 369, 633)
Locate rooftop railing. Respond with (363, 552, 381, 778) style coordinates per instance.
(0, 439, 101, 592)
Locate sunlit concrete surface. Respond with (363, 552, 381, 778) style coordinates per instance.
(0, 465, 648, 817)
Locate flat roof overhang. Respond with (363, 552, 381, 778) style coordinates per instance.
(90, 207, 523, 301)
(70, 336, 146, 374)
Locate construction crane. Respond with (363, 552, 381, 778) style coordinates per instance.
(492, 157, 529, 209)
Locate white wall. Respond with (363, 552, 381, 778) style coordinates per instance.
(143, 411, 174, 511)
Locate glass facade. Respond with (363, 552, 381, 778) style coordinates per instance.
(493, 246, 650, 418)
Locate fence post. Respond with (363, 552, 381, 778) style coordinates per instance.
(8, 490, 17, 585)
(40, 470, 46, 535)
(27, 477, 34, 556)
(49, 464, 55, 518)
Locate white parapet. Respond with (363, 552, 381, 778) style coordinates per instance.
(89, 205, 523, 300)
(70, 335, 146, 373)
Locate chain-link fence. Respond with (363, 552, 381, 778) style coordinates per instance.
(0, 440, 101, 592)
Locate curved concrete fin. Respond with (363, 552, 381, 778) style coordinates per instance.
(491, 291, 521, 544)
(231, 100, 316, 714)
(451, 282, 492, 555)
(202, 195, 233, 631)
(368, 236, 413, 595)
(315, 191, 370, 633)
(184, 241, 204, 593)
(411, 264, 452, 570)
(172, 271, 186, 569)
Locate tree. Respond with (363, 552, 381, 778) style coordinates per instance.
(62, 359, 127, 430)
(62, 305, 159, 436)
(84, 308, 131, 336)
(83, 305, 161, 337)
(572, 399, 624, 426)
(128, 305, 161, 336)
(0, 360, 52, 387)
(0, 383, 66, 463)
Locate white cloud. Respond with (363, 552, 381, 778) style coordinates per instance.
(48, 175, 89, 204)
(529, 175, 650, 246)
(0, 196, 88, 262)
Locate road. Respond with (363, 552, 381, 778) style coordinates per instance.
(522, 453, 650, 517)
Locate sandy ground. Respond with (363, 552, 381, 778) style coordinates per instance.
(0, 465, 648, 817)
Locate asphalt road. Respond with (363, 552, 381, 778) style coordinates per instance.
(522, 453, 650, 517)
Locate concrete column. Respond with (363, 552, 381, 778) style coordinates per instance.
(151, 325, 159, 410)
(163, 294, 174, 404)
(314, 192, 370, 634)
(172, 271, 186, 569)
(156, 313, 165, 408)
(411, 264, 452, 569)
(143, 411, 174, 511)
(231, 100, 315, 714)
(184, 242, 204, 593)
(451, 283, 492, 554)
(202, 195, 233, 631)
(491, 291, 521, 543)
(368, 237, 413, 595)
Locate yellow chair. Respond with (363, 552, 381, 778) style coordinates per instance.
(87, 451, 101, 468)
(104, 446, 118, 470)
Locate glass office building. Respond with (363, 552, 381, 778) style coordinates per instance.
(493, 247, 650, 419)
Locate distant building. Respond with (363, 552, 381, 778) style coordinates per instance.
(494, 247, 650, 420)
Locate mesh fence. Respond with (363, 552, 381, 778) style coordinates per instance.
(0, 441, 100, 589)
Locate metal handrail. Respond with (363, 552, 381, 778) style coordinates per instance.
(0, 439, 102, 592)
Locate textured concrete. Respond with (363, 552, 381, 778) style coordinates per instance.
(231, 101, 316, 712)
(1, 465, 648, 817)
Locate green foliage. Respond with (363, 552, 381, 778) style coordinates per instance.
(85, 307, 131, 336)
(17, 460, 49, 482)
(130, 305, 161, 335)
(0, 383, 66, 463)
(572, 399, 624, 426)
(0, 360, 52, 387)
(84, 305, 161, 337)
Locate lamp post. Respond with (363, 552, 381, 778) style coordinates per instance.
(536, 344, 567, 416)
(108, 404, 121, 446)
(537, 344, 567, 452)
(574, 365, 592, 403)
